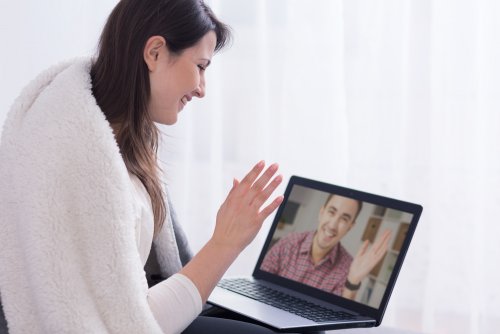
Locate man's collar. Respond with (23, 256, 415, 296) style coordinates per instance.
(299, 231, 315, 255)
(300, 231, 341, 265)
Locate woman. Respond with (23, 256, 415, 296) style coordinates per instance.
(0, 0, 283, 333)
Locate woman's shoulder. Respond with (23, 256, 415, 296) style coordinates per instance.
(10, 58, 91, 112)
(3, 58, 94, 134)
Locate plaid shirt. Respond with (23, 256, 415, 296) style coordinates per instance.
(260, 231, 353, 295)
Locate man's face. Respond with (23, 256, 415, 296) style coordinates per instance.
(314, 195, 359, 254)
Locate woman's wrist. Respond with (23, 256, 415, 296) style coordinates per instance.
(206, 236, 242, 259)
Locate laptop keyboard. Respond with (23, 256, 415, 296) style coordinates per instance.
(217, 278, 355, 323)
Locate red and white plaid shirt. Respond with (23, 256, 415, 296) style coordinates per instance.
(260, 231, 353, 296)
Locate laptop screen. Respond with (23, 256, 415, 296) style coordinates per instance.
(256, 177, 420, 310)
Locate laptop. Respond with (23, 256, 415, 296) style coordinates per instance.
(208, 175, 422, 332)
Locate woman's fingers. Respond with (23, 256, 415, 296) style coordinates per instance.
(252, 163, 279, 191)
(258, 194, 284, 221)
(256, 173, 284, 213)
(226, 178, 240, 197)
(237, 160, 266, 191)
(231, 162, 281, 209)
(251, 168, 281, 206)
(235, 162, 283, 222)
(214, 161, 284, 250)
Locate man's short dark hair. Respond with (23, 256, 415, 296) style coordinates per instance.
(323, 194, 363, 222)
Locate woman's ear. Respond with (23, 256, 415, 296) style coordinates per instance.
(143, 36, 167, 72)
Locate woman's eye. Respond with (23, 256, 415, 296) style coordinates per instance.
(198, 65, 206, 71)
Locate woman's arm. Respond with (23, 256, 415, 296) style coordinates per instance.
(180, 161, 283, 303)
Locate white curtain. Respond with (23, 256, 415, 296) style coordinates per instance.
(160, 1, 500, 333)
(1, 1, 499, 333)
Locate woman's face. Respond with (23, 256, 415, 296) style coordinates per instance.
(147, 31, 217, 125)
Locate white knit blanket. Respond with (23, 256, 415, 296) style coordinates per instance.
(0, 59, 191, 333)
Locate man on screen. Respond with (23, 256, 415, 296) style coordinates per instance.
(261, 194, 391, 300)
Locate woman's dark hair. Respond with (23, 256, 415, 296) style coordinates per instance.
(91, 0, 231, 236)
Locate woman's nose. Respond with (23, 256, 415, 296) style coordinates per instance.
(193, 86, 205, 98)
(193, 78, 206, 98)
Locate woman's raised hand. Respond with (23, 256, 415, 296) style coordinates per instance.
(212, 161, 284, 251)
(181, 161, 283, 302)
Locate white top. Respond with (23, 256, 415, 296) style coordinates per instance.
(129, 173, 202, 333)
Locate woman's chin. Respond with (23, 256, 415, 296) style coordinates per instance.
(150, 110, 179, 126)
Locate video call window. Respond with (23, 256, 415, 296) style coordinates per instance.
(260, 185, 413, 309)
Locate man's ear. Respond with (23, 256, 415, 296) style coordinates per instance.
(144, 35, 167, 72)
